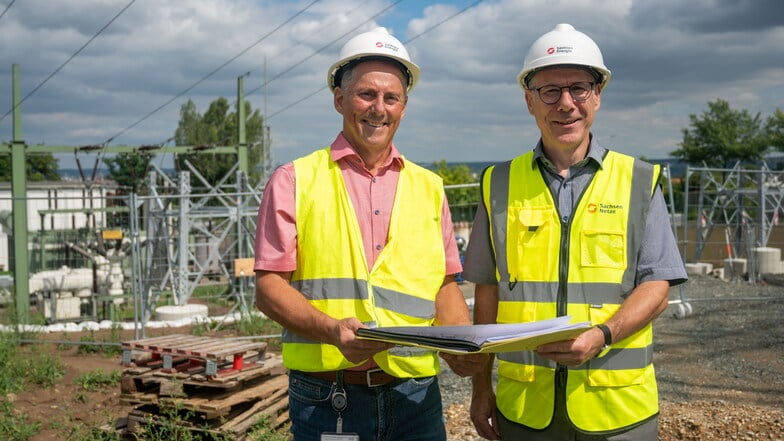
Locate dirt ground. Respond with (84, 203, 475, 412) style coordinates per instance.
(443, 274, 784, 440)
(5, 274, 784, 440)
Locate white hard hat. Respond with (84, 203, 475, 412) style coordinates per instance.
(516, 23, 611, 91)
(327, 27, 420, 92)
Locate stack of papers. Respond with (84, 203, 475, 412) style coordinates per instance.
(356, 316, 591, 354)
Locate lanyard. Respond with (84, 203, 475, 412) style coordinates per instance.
(331, 371, 348, 433)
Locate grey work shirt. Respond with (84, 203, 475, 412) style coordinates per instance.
(462, 138, 688, 288)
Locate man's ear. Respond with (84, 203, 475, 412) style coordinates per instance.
(525, 90, 535, 115)
(333, 87, 344, 114)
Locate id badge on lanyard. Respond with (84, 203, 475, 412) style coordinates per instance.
(321, 434, 359, 441)
(321, 373, 359, 441)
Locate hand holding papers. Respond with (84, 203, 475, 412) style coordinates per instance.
(356, 316, 591, 354)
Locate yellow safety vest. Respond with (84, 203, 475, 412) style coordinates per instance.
(483, 150, 661, 432)
(282, 147, 446, 378)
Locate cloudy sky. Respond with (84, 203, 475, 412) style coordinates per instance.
(1, 0, 782, 171)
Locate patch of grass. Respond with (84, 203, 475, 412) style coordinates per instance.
(75, 369, 122, 392)
(231, 315, 282, 351)
(24, 350, 66, 388)
(190, 316, 216, 336)
(0, 399, 40, 441)
(0, 332, 65, 393)
(76, 328, 123, 357)
(191, 284, 231, 308)
(0, 334, 26, 394)
(75, 369, 122, 404)
(245, 414, 289, 441)
(136, 403, 233, 441)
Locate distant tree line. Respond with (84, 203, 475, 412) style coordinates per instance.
(670, 99, 784, 168)
(2, 98, 782, 187)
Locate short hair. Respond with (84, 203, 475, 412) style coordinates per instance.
(525, 64, 602, 89)
(337, 56, 410, 91)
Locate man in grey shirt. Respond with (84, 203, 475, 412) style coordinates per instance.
(463, 23, 688, 441)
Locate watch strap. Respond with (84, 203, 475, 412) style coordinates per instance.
(596, 323, 612, 347)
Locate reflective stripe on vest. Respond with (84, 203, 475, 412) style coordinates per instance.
(484, 150, 661, 432)
(282, 147, 445, 377)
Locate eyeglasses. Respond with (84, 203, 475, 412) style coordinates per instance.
(533, 81, 596, 105)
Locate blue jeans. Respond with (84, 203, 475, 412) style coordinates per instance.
(288, 370, 446, 441)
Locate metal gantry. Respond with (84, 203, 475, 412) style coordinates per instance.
(683, 163, 784, 264)
(1, 65, 273, 327)
(128, 164, 265, 333)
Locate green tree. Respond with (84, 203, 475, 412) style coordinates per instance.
(0, 153, 60, 182)
(671, 99, 769, 168)
(174, 97, 265, 187)
(102, 151, 153, 194)
(765, 107, 784, 152)
(432, 160, 479, 222)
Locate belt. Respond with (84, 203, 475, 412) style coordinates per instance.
(300, 368, 398, 387)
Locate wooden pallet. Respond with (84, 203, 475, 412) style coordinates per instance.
(121, 352, 285, 397)
(121, 372, 289, 419)
(119, 373, 289, 439)
(114, 334, 290, 440)
(121, 334, 268, 377)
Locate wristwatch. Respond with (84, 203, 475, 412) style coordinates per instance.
(595, 324, 612, 358)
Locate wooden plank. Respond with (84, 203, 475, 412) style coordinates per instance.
(159, 373, 289, 419)
(120, 391, 159, 406)
(170, 340, 265, 360)
(123, 353, 275, 391)
(185, 361, 271, 388)
(199, 342, 267, 359)
(234, 258, 255, 277)
(122, 334, 196, 350)
(165, 339, 228, 353)
(221, 385, 289, 433)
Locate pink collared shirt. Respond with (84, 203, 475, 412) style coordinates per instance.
(254, 133, 462, 275)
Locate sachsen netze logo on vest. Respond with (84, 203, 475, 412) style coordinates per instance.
(586, 202, 624, 215)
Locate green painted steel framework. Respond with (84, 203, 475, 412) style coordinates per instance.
(1, 65, 271, 329)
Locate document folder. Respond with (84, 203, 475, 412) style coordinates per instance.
(356, 316, 591, 354)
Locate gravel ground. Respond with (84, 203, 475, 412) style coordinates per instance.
(8, 274, 780, 440)
(439, 274, 784, 440)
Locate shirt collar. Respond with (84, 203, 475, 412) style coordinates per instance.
(330, 132, 405, 170)
(531, 136, 606, 172)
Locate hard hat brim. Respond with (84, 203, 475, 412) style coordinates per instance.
(328, 55, 420, 92)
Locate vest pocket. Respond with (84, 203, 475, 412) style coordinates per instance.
(509, 206, 554, 280)
(580, 229, 625, 269)
(587, 366, 645, 387)
(498, 360, 535, 382)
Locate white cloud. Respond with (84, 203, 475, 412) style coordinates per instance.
(1, 0, 782, 169)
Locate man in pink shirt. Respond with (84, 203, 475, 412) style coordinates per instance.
(254, 28, 485, 441)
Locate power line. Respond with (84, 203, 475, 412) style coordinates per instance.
(103, 0, 320, 146)
(0, 0, 137, 123)
(245, 0, 404, 99)
(267, 0, 485, 121)
(244, 0, 369, 79)
(267, 86, 325, 120)
(151, 0, 398, 146)
(0, 0, 16, 21)
(405, 0, 484, 43)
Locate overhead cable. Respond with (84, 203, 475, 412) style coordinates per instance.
(103, 0, 320, 146)
(267, 0, 485, 121)
(245, 0, 404, 98)
(151, 0, 396, 146)
(0, 0, 137, 123)
(0, 0, 16, 21)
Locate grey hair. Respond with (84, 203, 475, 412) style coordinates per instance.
(338, 57, 410, 92)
